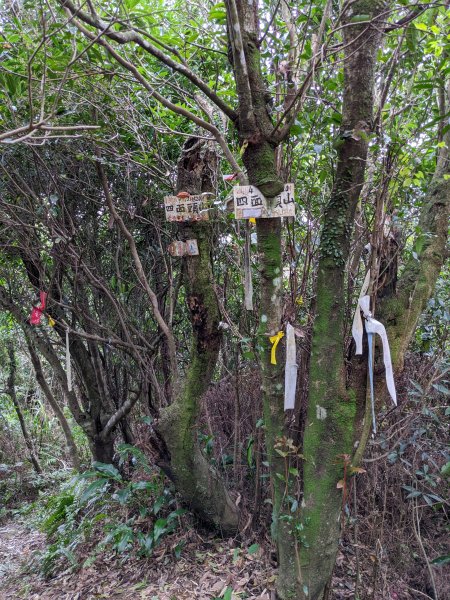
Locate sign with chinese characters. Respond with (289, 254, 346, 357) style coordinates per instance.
(164, 193, 211, 222)
(233, 184, 295, 219)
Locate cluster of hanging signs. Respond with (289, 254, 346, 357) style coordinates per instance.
(163, 182, 396, 427)
(27, 184, 395, 433)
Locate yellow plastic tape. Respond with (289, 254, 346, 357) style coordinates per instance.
(48, 316, 55, 327)
(269, 331, 284, 365)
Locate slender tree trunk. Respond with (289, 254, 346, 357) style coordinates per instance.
(24, 333, 80, 470)
(157, 138, 239, 534)
(6, 340, 42, 474)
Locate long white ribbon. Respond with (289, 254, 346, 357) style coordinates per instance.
(66, 328, 72, 392)
(351, 270, 370, 355)
(357, 295, 397, 407)
(243, 221, 253, 311)
(284, 323, 297, 410)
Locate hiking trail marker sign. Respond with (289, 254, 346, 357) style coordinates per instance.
(233, 183, 295, 219)
(164, 192, 212, 222)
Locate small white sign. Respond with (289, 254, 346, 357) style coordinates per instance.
(164, 194, 211, 222)
(233, 184, 295, 219)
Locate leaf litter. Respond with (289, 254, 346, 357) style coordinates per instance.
(0, 517, 274, 599)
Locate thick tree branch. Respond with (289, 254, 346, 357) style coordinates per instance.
(59, 0, 237, 121)
(224, 0, 256, 134)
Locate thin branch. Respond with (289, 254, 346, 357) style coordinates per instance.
(94, 147, 179, 382)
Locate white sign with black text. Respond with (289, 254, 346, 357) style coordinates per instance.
(233, 184, 295, 219)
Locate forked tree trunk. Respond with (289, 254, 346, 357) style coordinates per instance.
(157, 138, 239, 534)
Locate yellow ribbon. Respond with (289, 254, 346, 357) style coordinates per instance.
(269, 331, 284, 365)
(249, 217, 256, 224)
(48, 316, 55, 327)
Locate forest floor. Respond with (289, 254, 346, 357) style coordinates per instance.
(0, 514, 275, 600)
(0, 509, 446, 600)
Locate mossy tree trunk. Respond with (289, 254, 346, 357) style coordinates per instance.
(300, 4, 388, 599)
(157, 138, 239, 534)
(225, 0, 302, 594)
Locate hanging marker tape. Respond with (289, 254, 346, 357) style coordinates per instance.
(284, 323, 297, 410)
(66, 328, 72, 392)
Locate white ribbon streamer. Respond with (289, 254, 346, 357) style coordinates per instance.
(351, 270, 370, 355)
(66, 328, 72, 392)
(243, 221, 253, 311)
(357, 295, 397, 407)
(284, 323, 297, 410)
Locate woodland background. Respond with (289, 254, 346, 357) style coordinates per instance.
(0, 1, 449, 599)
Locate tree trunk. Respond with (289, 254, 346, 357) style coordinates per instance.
(299, 4, 387, 599)
(24, 333, 81, 470)
(6, 340, 42, 474)
(157, 138, 239, 534)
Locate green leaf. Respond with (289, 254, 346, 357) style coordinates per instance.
(153, 494, 166, 515)
(92, 462, 122, 481)
(80, 478, 108, 503)
(223, 587, 232, 600)
(290, 123, 302, 136)
(247, 543, 260, 555)
(350, 14, 370, 23)
(414, 23, 428, 32)
(113, 487, 132, 505)
(432, 383, 449, 395)
(440, 462, 450, 477)
(153, 518, 168, 543)
(431, 554, 450, 566)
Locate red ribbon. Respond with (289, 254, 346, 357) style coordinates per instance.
(30, 291, 47, 325)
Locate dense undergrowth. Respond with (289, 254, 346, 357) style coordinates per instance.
(1, 356, 448, 599)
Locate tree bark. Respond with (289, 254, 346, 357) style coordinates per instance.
(157, 138, 239, 534)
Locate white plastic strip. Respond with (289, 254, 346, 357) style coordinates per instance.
(359, 295, 397, 406)
(243, 221, 253, 311)
(284, 323, 297, 410)
(352, 270, 370, 355)
(66, 328, 72, 392)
